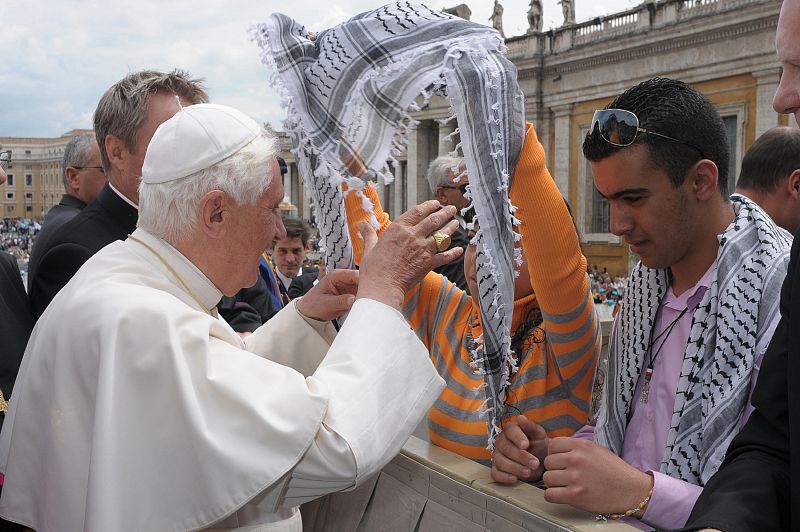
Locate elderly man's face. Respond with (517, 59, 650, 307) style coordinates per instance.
(774, 0, 800, 125)
(436, 171, 470, 212)
(71, 141, 106, 204)
(229, 158, 287, 292)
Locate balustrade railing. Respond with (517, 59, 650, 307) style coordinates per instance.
(505, 0, 769, 57)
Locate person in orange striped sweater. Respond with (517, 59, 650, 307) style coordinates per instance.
(344, 122, 601, 464)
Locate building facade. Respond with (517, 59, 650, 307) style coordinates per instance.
(0, 129, 93, 219)
(2, 0, 785, 275)
(283, 0, 788, 276)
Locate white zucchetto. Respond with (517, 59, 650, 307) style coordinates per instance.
(142, 103, 262, 184)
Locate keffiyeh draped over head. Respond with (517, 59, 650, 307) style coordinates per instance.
(251, 1, 526, 446)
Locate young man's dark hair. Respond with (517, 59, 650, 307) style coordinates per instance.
(280, 217, 312, 246)
(276, 156, 288, 177)
(736, 126, 800, 192)
(583, 77, 730, 195)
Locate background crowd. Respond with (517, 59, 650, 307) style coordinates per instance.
(0, 220, 36, 264)
(0, 213, 323, 282)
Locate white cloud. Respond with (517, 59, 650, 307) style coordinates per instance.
(0, 0, 629, 137)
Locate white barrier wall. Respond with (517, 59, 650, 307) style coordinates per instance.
(301, 436, 635, 532)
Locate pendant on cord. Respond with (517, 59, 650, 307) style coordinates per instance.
(641, 368, 653, 403)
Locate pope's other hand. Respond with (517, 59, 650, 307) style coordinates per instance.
(296, 269, 358, 321)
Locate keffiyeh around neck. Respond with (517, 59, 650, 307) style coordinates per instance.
(252, 2, 526, 447)
(594, 195, 791, 484)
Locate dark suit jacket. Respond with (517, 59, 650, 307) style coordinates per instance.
(42, 194, 86, 231)
(29, 183, 137, 317)
(683, 233, 800, 532)
(433, 224, 469, 293)
(220, 267, 319, 333)
(28, 194, 87, 292)
(0, 252, 34, 416)
(219, 277, 279, 333)
(287, 269, 318, 299)
(0, 252, 29, 528)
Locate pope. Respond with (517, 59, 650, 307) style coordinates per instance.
(0, 103, 462, 532)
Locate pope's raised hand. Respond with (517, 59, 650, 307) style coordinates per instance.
(296, 269, 358, 321)
(357, 200, 463, 310)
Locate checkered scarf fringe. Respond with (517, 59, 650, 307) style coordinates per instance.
(251, 1, 526, 447)
(594, 195, 791, 484)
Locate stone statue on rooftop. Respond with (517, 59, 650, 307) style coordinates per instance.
(527, 0, 543, 33)
(559, 0, 575, 26)
(489, 0, 505, 37)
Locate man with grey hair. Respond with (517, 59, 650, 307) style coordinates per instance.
(27, 133, 106, 291)
(427, 154, 470, 291)
(0, 103, 461, 531)
(28, 69, 208, 317)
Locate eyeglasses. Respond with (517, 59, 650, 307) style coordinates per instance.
(590, 109, 705, 158)
(0, 151, 10, 171)
(439, 184, 468, 194)
(73, 166, 104, 171)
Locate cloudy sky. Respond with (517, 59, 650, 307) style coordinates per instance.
(0, 0, 635, 138)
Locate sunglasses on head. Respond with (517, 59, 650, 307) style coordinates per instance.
(590, 109, 705, 158)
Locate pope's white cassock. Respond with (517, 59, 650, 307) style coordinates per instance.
(0, 228, 445, 531)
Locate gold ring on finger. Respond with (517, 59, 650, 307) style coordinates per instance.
(433, 231, 451, 253)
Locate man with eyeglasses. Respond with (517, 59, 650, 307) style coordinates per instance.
(426, 155, 470, 292)
(489, 77, 791, 530)
(27, 134, 106, 292)
(27, 69, 208, 318)
(50, 133, 106, 226)
(681, 1, 800, 530)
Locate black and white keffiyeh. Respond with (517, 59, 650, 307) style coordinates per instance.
(594, 195, 791, 484)
(251, 1, 526, 446)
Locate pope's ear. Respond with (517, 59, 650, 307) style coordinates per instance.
(198, 190, 228, 239)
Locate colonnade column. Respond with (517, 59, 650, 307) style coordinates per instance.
(551, 103, 573, 197)
(438, 122, 456, 156)
(753, 67, 785, 135)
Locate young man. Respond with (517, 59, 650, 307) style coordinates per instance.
(271, 217, 318, 298)
(685, 1, 800, 530)
(489, 77, 792, 530)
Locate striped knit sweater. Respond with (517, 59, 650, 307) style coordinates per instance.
(345, 123, 601, 463)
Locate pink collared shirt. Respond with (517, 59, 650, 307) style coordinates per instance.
(574, 261, 773, 530)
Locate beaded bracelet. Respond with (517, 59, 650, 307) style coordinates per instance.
(599, 488, 653, 521)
